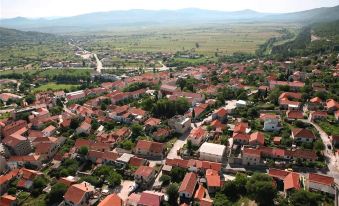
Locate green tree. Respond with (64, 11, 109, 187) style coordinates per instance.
(246, 173, 277, 206)
(25, 94, 36, 104)
(131, 123, 143, 139)
(78, 146, 89, 156)
(170, 167, 186, 183)
(314, 139, 325, 152)
(166, 183, 179, 205)
(159, 175, 171, 186)
(47, 183, 68, 204)
(289, 190, 322, 206)
(213, 193, 231, 206)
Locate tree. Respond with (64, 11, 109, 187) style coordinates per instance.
(187, 140, 193, 155)
(32, 176, 47, 196)
(159, 174, 171, 186)
(314, 139, 325, 152)
(25, 94, 36, 104)
(246, 173, 277, 206)
(195, 42, 200, 48)
(78, 146, 89, 156)
(191, 108, 196, 120)
(47, 183, 68, 204)
(289, 190, 322, 206)
(170, 167, 186, 183)
(131, 123, 143, 139)
(166, 183, 179, 205)
(213, 193, 231, 206)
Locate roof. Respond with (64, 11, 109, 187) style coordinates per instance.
(178, 172, 197, 195)
(138, 191, 162, 206)
(63, 182, 94, 205)
(0, 194, 16, 206)
(286, 110, 304, 119)
(98, 194, 123, 206)
(249, 132, 265, 145)
(194, 184, 206, 200)
(268, 168, 290, 180)
(308, 173, 334, 186)
(189, 127, 207, 140)
(198, 142, 226, 156)
(134, 166, 154, 178)
(200, 198, 213, 206)
(135, 140, 164, 154)
(234, 122, 248, 133)
(42, 125, 56, 133)
(144, 118, 161, 126)
(284, 172, 301, 191)
(310, 97, 322, 104)
(206, 169, 221, 188)
(243, 148, 261, 157)
(292, 128, 316, 139)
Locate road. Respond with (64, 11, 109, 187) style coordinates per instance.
(301, 119, 339, 182)
(93, 53, 103, 74)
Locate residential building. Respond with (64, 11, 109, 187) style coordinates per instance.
(242, 148, 261, 166)
(63, 182, 95, 206)
(134, 166, 155, 186)
(179, 172, 197, 199)
(3, 128, 32, 156)
(291, 128, 316, 143)
(98, 194, 123, 206)
(306, 173, 335, 195)
(198, 142, 226, 163)
(134, 140, 165, 159)
(188, 127, 208, 146)
(249, 132, 265, 146)
(168, 115, 191, 134)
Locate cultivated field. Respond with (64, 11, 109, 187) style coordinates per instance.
(80, 23, 299, 56)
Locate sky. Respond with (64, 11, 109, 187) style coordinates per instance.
(1, 0, 339, 19)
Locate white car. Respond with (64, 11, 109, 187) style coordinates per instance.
(128, 182, 138, 194)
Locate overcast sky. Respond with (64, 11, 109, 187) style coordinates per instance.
(1, 0, 339, 19)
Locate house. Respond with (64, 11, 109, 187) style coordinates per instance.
(306, 173, 335, 195)
(309, 111, 327, 121)
(331, 135, 339, 147)
(7, 155, 42, 169)
(2, 120, 27, 138)
(286, 110, 304, 120)
(42, 125, 56, 137)
(98, 194, 123, 206)
(144, 117, 161, 129)
(0, 93, 22, 104)
(134, 140, 165, 159)
(233, 122, 249, 134)
(134, 166, 155, 186)
(292, 128, 316, 143)
(66, 90, 86, 101)
(249, 132, 265, 146)
(242, 148, 261, 166)
(63, 181, 95, 206)
(126, 193, 141, 206)
(188, 127, 208, 146)
(34, 141, 58, 160)
(273, 136, 282, 145)
(169, 91, 205, 106)
(326, 99, 338, 113)
(138, 191, 164, 206)
(152, 128, 171, 141)
(205, 169, 221, 193)
(284, 172, 301, 195)
(17, 168, 43, 190)
(262, 114, 282, 132)
(2, 128, 32, 156)
(179, 172, 197, 199)
(194, 184, 207, 202)
(76, 122, 91, 135)
(212, 108, 228, 123)
(0, 194, 17, 206)
(188, 103, 209, 119)
(232, 133, 250, 145)
(308, 97, 323, 110)
(0, 169, 20, 195)
(198, 142, 226, 163)
(168, 115, 191, 134)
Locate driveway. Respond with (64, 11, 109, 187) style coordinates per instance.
(115, 180, 134, 201)
(167, 132, 189, 159)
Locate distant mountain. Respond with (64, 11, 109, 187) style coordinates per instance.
(1, 6, 339, 33)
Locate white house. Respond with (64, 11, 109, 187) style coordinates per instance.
(263, 118, 282, 132)
(198, 142, 226, 163)
(307, 173, 335, 195)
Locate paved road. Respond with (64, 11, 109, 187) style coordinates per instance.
(301, 119, 339, 182)
(167, 132, 189, 160)
(93, 53, 102, 74)
(115, 180, 134, 201)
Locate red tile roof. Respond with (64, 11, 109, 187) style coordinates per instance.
(234, 122, 248, 133)
(308, 173, 334, 186)
(98, 194, 123, 206)
(135, 140, 164, 154)
(268, 168, 290, 180)
(138, 191, 162, 206)
(144, 118, 161, 126)
(249, 132, 265, 145)
(292, 128, 316, 139)
(134, 166, 154, 178)
(63, 182, 94, 205)
(206, 169, 221, 188)
(284, 172, 301, 191)
(286, 110, 304, 119)
(179, 172, 197, 195)
(194, 184, 206, 201)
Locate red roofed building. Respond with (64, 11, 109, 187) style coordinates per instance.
(307, 173, 335, 195)
(284, 172, 301, 195)
(212, 108, 228, 122)
(0, 194, 16, 206)
(326, 99, 339, 113)
(138, 191, 164, 206)
(205, 169, 221, 193)
(309, 111, 327, 121)
(98, 194, 123, 206)
(233, 133, 250, 144)
(63, 182, 95, 206)
(292, 128, 316, 143)
(2, 120, 27, 138)
(134, 166, 155, 186)
(179, 172, 197, 199)
(187, 127, 208, 146)
(134, 140, 165, 159)
(3, 127, 32, 156)
(242, 148, 261, 166)
(249, 132, 265, 146)
(144, 118, 161, 128)
(308, 97, 323, 110)
(233, 122, 248, 134)
(286, 110, 304, 120)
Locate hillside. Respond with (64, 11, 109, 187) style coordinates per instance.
(259, 20, 339, 58)
(1, 5, 339, 33)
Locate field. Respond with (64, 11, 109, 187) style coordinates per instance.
(32, 82, 80, 92)
(80, 23, 299, 56)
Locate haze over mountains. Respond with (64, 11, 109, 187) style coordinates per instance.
(1, 5, 339, 33)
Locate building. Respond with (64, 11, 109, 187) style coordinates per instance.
(168, 115, 191, 134)
(188, 127, 208, 146)
(211, 108, 228, 123)
(134, 166, 155, 186)
(198, 142, 226, 163)
(76, 122, 91, 135)
(42, 125, 56, 137)
(242, 148, 261, 166)
(249, 132, 265, 146)
(306, 173, 335, 195)
(291, 128, 316, 143)
(63, 182, 95, 206)
(263, 118, 282, 132)
(134, 140, 165, 159)
(205, 169, 221, 193)
(98, 194, 123, 206)
(3, 128, 32, 156)
(179, 172, 197, 199)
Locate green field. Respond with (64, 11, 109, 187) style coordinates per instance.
(80, 23, 299, 56)
(33, 82, 80, 92)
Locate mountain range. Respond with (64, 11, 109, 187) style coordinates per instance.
(1, 6, 339, 33)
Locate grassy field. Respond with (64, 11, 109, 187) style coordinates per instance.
(318, 121, 339, 135)
(33, 82, 80, 92)
(80, 23, 299, 56)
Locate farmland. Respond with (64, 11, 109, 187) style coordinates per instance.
(79, 22, 300, 56)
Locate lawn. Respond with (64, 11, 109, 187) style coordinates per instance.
(318, 121, 339, 135)
(22, 194, 47, 206)
(33, 82, 80, 92)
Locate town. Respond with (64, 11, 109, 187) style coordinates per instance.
(0, 51, 339, 206)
